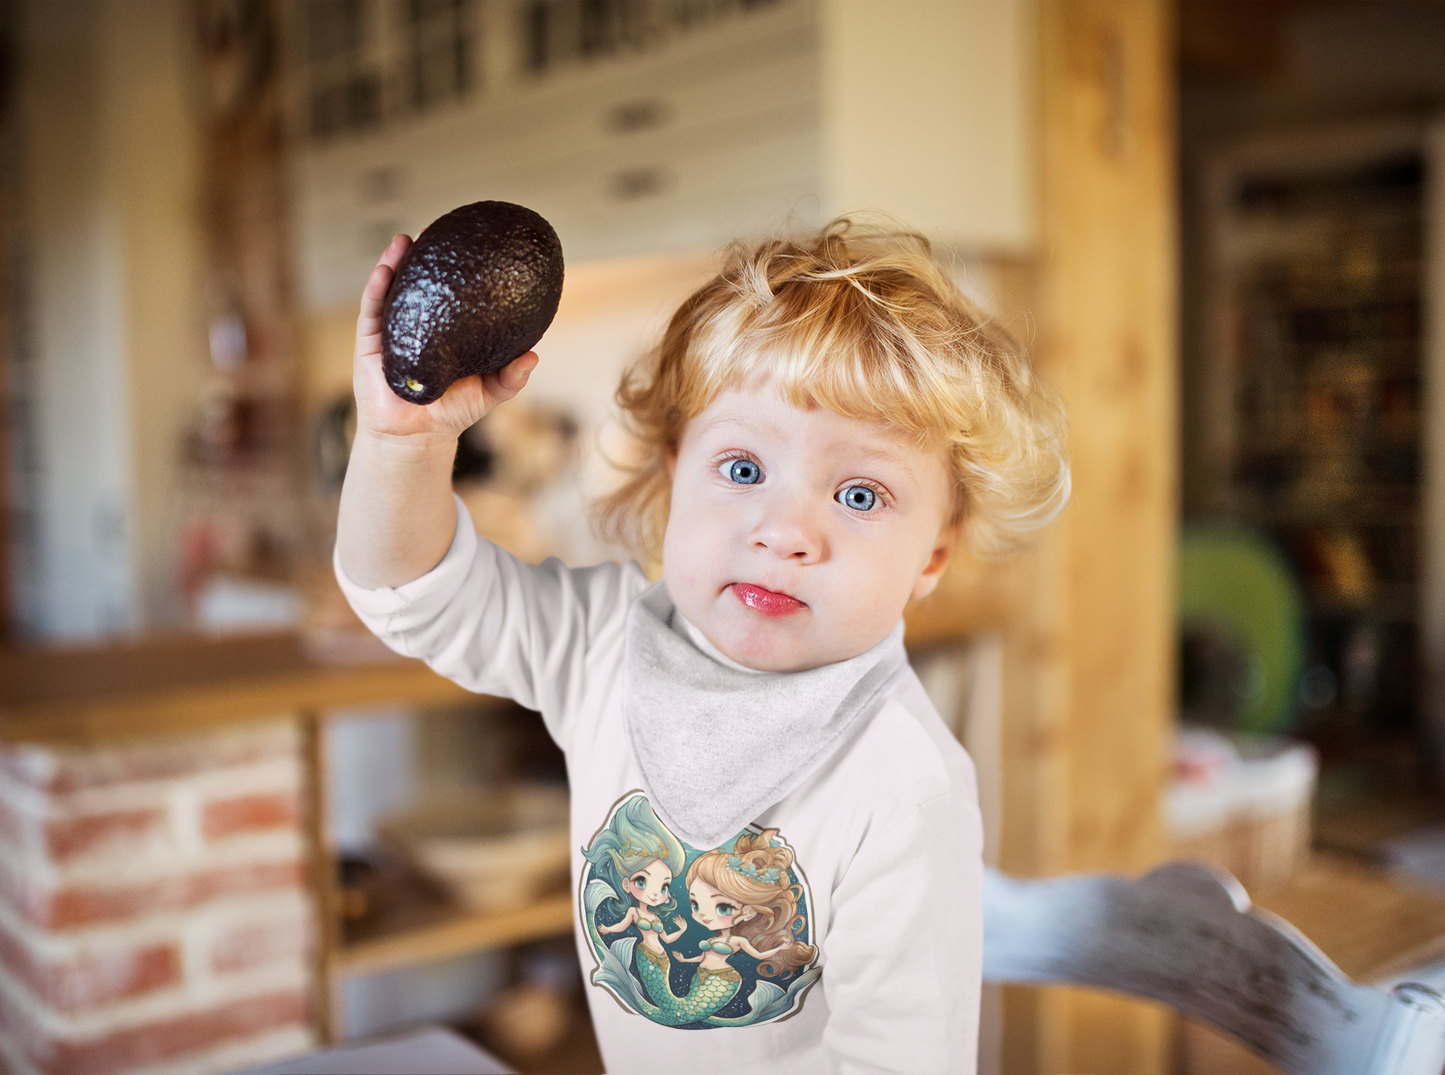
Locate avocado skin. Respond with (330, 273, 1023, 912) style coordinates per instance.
(381, 201, 564, 405)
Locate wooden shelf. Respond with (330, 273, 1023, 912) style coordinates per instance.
(336, 892, 574, 978)
(0, 631, 478, 744)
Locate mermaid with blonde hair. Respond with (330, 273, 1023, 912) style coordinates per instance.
(583, 796, 689, 961)
(621, 829, 816, 1026)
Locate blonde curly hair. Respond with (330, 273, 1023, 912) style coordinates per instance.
(592, 216, 1069, 560)
(686, 830, 816, 979)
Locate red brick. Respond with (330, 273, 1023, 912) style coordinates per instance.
(1, 731, 297, 794)
(47, 808, 169, 863)
(0, 779, 165, 864)
(2, 860, 305, 929)
(202, 791, 300, 840)
(0, 918, 180, 1012)
(211, 915, 313, 974)
(1, 793, 137, 861)
(9, 987, 308, 1075)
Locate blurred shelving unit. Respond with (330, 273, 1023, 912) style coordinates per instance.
(337, 891, 573, 978)
(1188, 121, 1434, 776)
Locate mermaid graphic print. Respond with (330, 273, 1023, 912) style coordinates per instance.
(581, 791, 820, 1029)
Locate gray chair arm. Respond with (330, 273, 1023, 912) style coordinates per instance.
(983, 862, 1445, 1075)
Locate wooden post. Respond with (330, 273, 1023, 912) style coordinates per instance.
(300, 711, 343, 1043)
(1000, 1, 1178, 1071)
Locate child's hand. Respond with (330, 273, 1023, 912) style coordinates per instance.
(352, 234, 539, 446)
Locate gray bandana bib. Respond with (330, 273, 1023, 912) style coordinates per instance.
(623, 581, 907, 849)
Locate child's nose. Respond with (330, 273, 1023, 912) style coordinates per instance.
(749, 500, 825, 562)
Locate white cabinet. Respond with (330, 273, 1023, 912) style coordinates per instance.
(291, 0, 1040, 311)
(292, 0, 823, 309)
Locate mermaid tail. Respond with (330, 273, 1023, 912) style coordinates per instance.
(635, 945, 741, 1026)
(587, 880, 766, 1026)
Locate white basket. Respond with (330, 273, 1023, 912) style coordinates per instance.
(1168, 730, 1318, 893)
(378, 784, 570, 912)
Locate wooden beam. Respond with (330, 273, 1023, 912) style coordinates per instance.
(1000, 1, 1178, 1071)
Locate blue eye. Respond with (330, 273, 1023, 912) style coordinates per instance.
(839, 485, 877, 511)
(726, 458, 762, 485)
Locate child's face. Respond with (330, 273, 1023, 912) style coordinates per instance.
(662, 381, 958, 672)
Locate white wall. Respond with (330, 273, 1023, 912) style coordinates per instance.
(819, 0, 1037, 252)
(17, 2, 135, 637)
(12, 0, 204, 638)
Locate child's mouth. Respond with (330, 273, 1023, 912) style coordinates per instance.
(731, 583, 804, 617)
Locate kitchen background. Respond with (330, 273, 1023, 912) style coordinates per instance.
(0, 2, 1443, 1074)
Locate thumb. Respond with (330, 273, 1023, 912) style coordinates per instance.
(500, 351, 540, 390)
(483, 351, 539, 407)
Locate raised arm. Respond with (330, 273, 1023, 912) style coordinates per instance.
(336, 235, 538, 589)
(661, 916, 688, 943)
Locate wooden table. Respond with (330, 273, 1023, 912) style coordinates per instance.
(1255, 852, 1445, 985)
(0, 631, 576, 1043)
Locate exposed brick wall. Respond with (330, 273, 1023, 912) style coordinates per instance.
(0, 722, 317, 1075)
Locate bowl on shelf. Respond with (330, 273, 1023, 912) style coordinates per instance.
(377, 783, 570, 913)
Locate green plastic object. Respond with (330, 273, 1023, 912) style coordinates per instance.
(1177, 527, 1305, 734)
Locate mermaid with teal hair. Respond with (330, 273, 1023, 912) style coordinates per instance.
(584, 796, 689, 967)
(583, 802, 821, 1028)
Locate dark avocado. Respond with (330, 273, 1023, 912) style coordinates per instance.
(381, 201, 564, 405)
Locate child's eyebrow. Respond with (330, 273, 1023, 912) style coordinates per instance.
(846, 442, 918, 476)
(695, 413, 777, 440)
(699, 412, 924, 479)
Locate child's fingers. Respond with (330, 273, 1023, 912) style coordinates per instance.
(379, 232, 411, 271)
(356, 234, 412, 334)
(499, 351, 540, 390)
(484, 351, 539, 405)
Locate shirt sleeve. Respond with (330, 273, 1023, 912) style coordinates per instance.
(821, 791, 983, 1074)
(333, 494, 646, 749)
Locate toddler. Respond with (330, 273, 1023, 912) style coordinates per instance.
(335, 218, 1069, 1073)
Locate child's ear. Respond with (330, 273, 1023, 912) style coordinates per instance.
(910, 521, 964, 602)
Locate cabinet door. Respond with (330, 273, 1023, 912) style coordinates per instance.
(293, 0, 822, 309)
